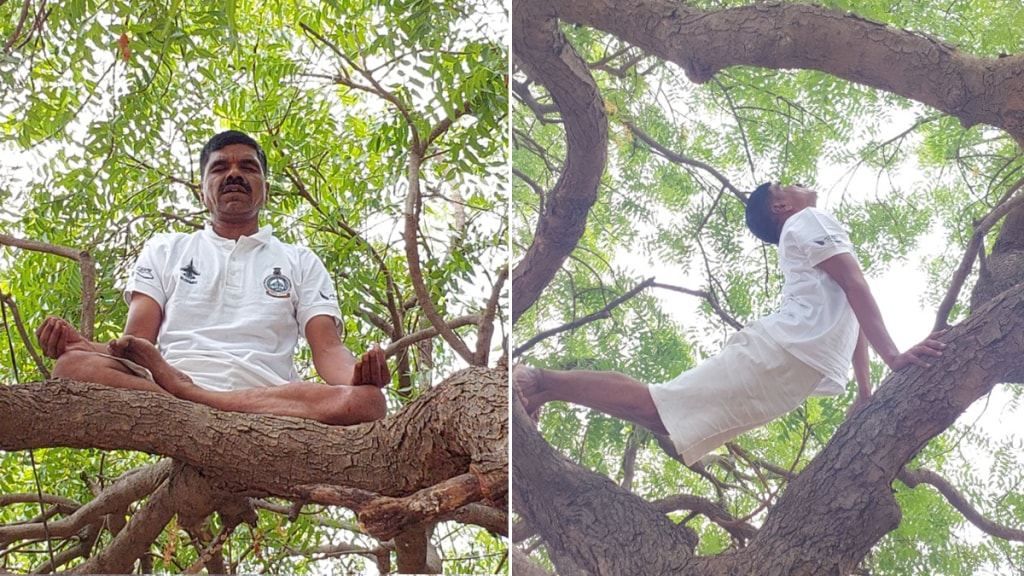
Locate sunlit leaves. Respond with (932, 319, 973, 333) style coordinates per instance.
(514, 1, 1024, 573)
(0, 0, 506, 572)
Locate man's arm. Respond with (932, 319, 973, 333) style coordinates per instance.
(124, 292, 162, 343)
(306, 315, 357, 386)
(848, 329, 871, 416)
(36, 293, 162, 359)
(817, 252, 945, 371)
(305, 315, 389, 389)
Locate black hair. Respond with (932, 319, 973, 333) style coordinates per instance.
(745, 182, 779, 244)
(199, 130, 268, 177)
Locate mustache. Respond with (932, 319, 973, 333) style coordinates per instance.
(218, 176, 252, 195)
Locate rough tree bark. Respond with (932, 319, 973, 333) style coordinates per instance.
(510, 0, 608, 323)
(512, 0, 1024, 574)
(0, 367, 507, 572)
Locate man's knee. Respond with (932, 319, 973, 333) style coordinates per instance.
(51, 350, 103, 381)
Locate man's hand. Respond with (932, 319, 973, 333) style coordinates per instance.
(353, 343, 390, 388)
(887, 331, 947, 372)
(846, 393, 870, 419)
(35, 316, 89, 359)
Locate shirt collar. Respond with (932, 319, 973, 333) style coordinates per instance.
(202, 224, 274, 245)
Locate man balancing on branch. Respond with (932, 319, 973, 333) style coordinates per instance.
(36, 130, 389, 426)
(514, 182, 946, 465)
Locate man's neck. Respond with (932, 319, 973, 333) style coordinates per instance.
(210, 220, 260, 240)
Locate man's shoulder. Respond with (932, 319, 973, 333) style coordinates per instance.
(796, 206, 838, 221)
(787, 207, 845, 233)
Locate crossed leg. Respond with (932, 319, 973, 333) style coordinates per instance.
(108, 335, 386, 426)
(512, 365, 669, 435)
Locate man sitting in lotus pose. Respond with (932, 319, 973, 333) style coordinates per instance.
(37, 130, 389, 426)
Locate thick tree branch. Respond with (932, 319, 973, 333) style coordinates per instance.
(0, 368, 507, 508)
(296, 473, 500, 541)
(512, 386, 696, 574)
(510, 3, 608, 324)
(546, 0, 1024, 144)
(0, 461, 170, 543)
(71, 463, 213, 574)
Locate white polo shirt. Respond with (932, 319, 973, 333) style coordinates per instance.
(125, 225, 342, 391)
(759, 207, 860, 395)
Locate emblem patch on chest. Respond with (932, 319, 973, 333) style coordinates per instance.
(180, 259, 200, 284)
(264, 267, 292, 298)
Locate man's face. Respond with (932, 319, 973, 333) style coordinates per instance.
(770, 183, 818, 213)
(200, 143, 269, 223)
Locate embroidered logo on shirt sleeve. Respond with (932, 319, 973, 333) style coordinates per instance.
(812, 234, 845, 247)
(135, 266, 155, 280)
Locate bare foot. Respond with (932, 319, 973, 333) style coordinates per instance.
(512, 365, 548, 423)
(108, 335, 197, 399)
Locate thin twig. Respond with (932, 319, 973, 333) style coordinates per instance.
(624, 121, 744, 202)
(513, 277, 656, 358)
(476, 264, 509, 365)
(0, 292, 48, 378)
(933, 175, 1024, 330)
(0, 234, 96, 339)
(651, 282, 744, 331)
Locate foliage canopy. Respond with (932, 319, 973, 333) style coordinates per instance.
(0, 0, 508, 573)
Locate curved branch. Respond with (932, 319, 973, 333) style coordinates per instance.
(548, 0, 1024, 143)
(510, 2, 608, 324)
(71, 463, 217, 574)
(299, 23, 420, 146)
(404, 150, 476, 364)
(295, 472, 499, 541)
(898, 467, 1024, 542)
(933, 176, 1024, 329)
(652, 494, 758, 544)
(0, 292, 48, 378)
(284, 165, 407, 344)
(0, 461, 169, 543)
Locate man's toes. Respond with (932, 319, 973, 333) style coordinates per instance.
(109, 335, 147, 361)
(107, 338, 126, 357)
